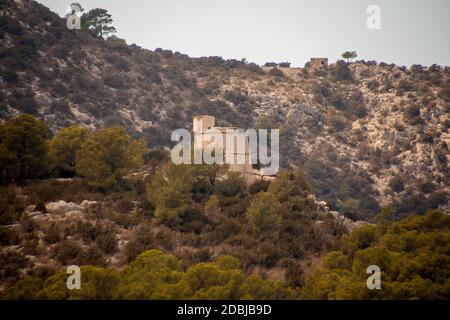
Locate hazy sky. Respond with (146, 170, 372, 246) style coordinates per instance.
(36, 0, 450, 67)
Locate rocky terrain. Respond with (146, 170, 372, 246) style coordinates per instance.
(0, 0, 449, 300)
(1, 0, 449, 217)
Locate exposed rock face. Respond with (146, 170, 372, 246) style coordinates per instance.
(308, 194, 367, 230)
(0, 0, 448, 217)
(80, 200, 99, 211)
(46, 201, 82, 215)
(26, 200, 100, 222)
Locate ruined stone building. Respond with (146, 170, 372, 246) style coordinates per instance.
(310, 58, 328, 70)
(193, 115, 260, 182)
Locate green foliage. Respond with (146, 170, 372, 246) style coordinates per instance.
(50, 125, 90, 176)
(118, 251, 296, 299)
(389, 176, 404, 193)
(0, 115, 52, 184)
(341, 51, 357, 63)
(403, 103, 422, 125)
(278, 62, 291, 68)
(82, 8, 116, 39)
(268, 67, 284, 77)
(268, 167, 311, 202)
(191, 162, 228, 201)
(303, 211, 450, 299)
(336, 198, 361, 214)
(5, 250, 296, 300)
(246, 192, 282, 238)
(0, 185, 24, 225)
(332, 60, 353, 81)
(95, 232, 118, 255)
(303, 157, 380, 218)
(35, 266, 118, 299)
(0, 250, 29, 285)
(52, 240, 83, 265)
(397, 79, 416, 95)
(215, 172, 246, 198)
(45, 223, 62, 244)
(106, 35, 127, 48)
(75, 126, 147, 189)
(116, 249, 184, 299)
(147, 162, 194, 224)
(248, 179, 270, 195)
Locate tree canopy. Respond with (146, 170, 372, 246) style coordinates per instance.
(341, 51, 357, 63)
(0, 114, 52, 184)
(82, 8, 116, 39)
(147, 162, 194, 224)
(303, 210, 450, 299)
(50, 125, 90, 176)
(4, 250, 296, 300)
(75, 126, 147, 189)
(246, 192, 282, 238)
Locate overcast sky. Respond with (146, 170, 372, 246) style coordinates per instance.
(36, 0, 450, 67)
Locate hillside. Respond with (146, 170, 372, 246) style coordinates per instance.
(0, 0, 450, 300)
(1, 1, 449, 218)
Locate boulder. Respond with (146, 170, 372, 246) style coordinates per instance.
(30, 213, 50, 222)
(80, 200, 98, 211)
(46, 200, 82, 215)
(24, 205, 36, 214)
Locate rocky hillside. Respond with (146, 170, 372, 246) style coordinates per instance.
(1, 0, 449, 217)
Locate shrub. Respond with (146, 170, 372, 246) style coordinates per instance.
(438, 86, 450, 101)
(248, 179, 270, 195)
(278, 62, 291, 68)
(396, 79, 416, 95)
(7, 89, 38, 115)
(49, 100, 70, 114)
(75, 126, 147, 189)
(326, 111, 348, 132)
(103, 74, 128, 89)
(389, 176, 404, 193)
(366, 79, 379, 90)
(50, 125, 90, 176)
(0, 115, 51, 184)
(264, 62, 278, 67)
(427, 191, 448, 209)
(95, 232, 118, 255)
(396, 194, 429, 216)
(45, 224, 62, 244)
(403, 104, 422, 125)
(268, 68, 284, 77)
(332, 60, 352, 81)
(215, 173, 246, 198)
(223, 90, 247, 105)
(420, 181, 436, 194)
(53, 240, 82, 265)
(246, 192, 282, 238)
(105, 54, 130, 71)
(303, 211, 450, 299)
(0, 228, 20, 246)
(2, 69, 19, 84)
(77, 246, 107, 266)
(0, 16, 23, 36)
(147, 162, 194, 225)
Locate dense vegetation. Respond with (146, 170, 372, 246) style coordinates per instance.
(0, 115, 347, 294)
(0, 0, 448, 300)
(303, 210, 450, 299)
(1, 115, 448, 299)
(1, 0, 448, 218)
(4, 250, 296, 299)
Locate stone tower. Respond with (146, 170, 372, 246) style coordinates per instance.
(310, 57, 328, 70)
(193, 115, 215, 149)
(193, 115, 255, 182)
